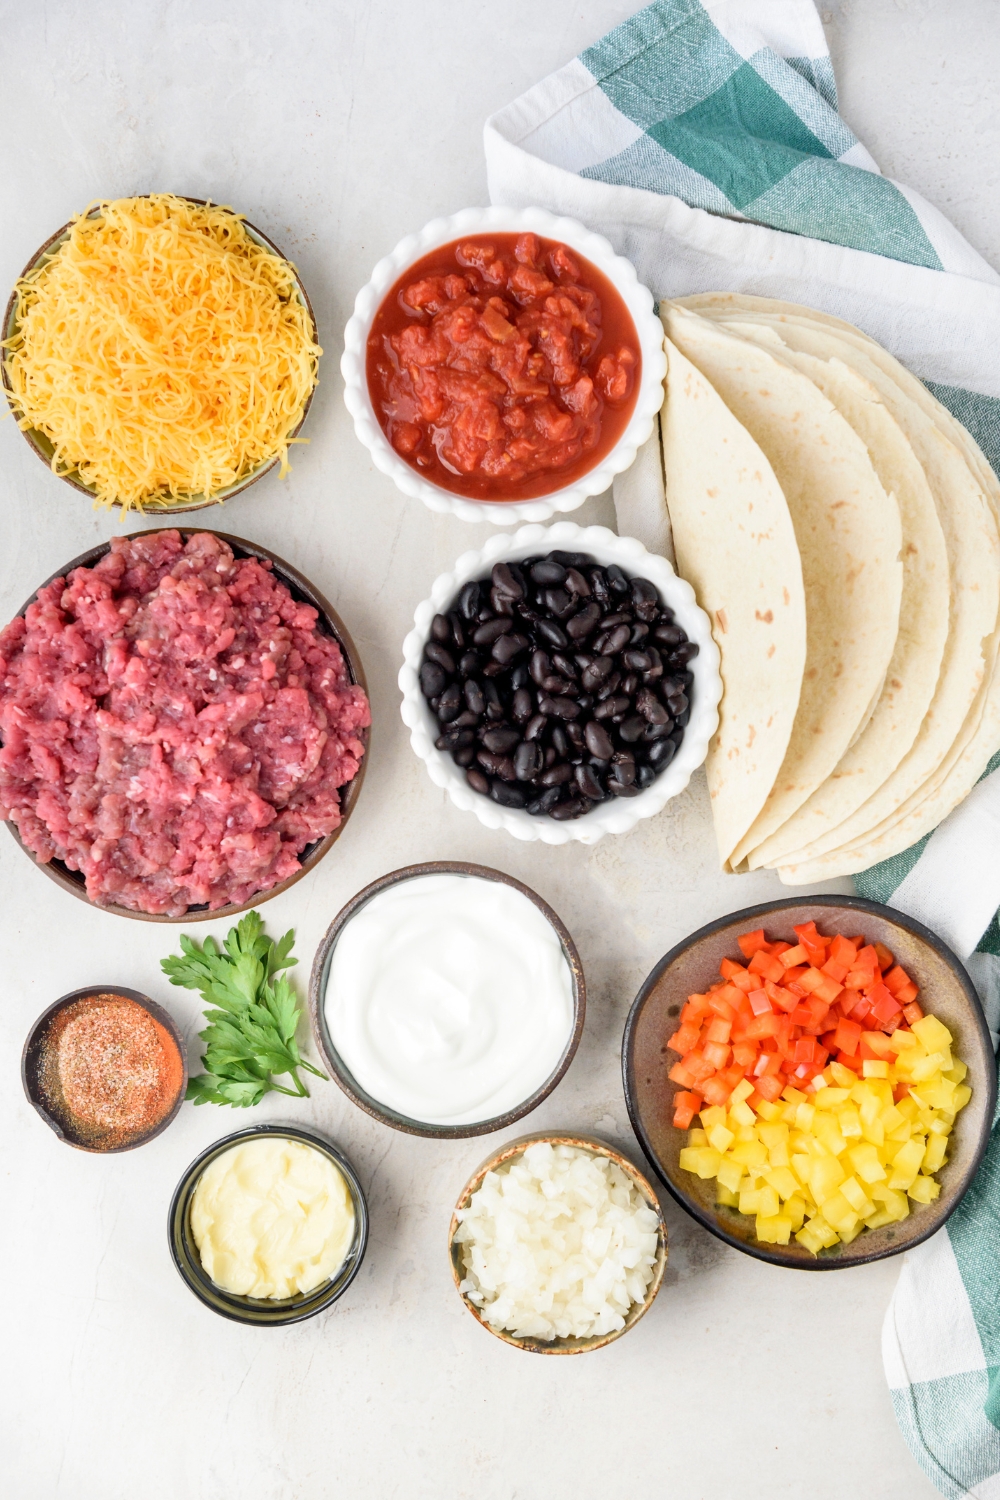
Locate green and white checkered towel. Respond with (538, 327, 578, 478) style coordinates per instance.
(486, 3, 1000, 1494)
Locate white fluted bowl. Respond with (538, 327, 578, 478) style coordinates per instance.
(342, 207, 666, 525)
(399, 523, 721, 844)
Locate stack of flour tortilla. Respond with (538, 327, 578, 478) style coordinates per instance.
(660, 295, 1000, 883)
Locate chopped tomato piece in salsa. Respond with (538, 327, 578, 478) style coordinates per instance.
(366, 233, 641, 501)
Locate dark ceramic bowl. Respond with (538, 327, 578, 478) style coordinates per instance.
(1, 199, 317, 513)
(448, 1131, 668, 1354)
(22, 985, 187, 1152)
(168, 1124, 369, 1325)
(622, 895, 996, 1270)
(4, 529, 369, 922)
(309, 861, 586, 1139)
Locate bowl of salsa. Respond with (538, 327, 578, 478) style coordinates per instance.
(342, 207, 666, 524)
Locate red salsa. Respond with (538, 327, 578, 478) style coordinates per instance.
(366, 233, 642, 501)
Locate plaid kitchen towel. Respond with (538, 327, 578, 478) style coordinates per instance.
(486, 3, 1000, 1495)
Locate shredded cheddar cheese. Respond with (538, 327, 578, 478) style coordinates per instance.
(2, 194, 321, 511)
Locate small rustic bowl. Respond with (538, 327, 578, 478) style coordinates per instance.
(4, 529, 370, 922)
(168, 1124, 369, 1326)
(622, 895, 997, 1270)
(448, 1131, 668, 1353)
(399, 521, 721, 846)
(309, 861, 586, 1138)
(1, 198, 318, 513)
(342, 204, 666, 525)
(21, 985, 187, 1152)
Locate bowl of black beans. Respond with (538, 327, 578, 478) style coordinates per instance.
(399, 522, 721, 843)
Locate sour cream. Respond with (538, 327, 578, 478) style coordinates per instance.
(324, 873, 576, 1125)
(191, 1137, 355, 1299)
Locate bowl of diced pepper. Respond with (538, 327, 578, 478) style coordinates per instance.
(621, 896, 996, 1269)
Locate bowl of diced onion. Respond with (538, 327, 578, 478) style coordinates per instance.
(448, 1132, 668, 1354)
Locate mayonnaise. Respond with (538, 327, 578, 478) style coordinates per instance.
(191, 1138, 355, 1299)
(323, 873, 576, 1125)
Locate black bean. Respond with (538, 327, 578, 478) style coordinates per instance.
(575, 763, 604, 800)
(437, 684, 462, 721)
(584, 721, 614, 760)
(629, 622, 649, 646)
(459, 651, 480, 676)
(461, 679, 484, 715)
(473, 617, 512, 646)
(454, 745, 475, 767)
(671, 641, 700, 664)
(543, 588, 575, 619)
(566, 602, 601, 640)
(493, 632, 529, 665)
(512, 688, 533, 722)
(491, 562, 524, 599)
(607, 564, 629, 595)
(552, 652, 578, 680)
(596, 672, 622, 701)
(536, 618, 568, 650)
(424, 641, 455, 673)
(452, 710, 479, 728)
(483, 680, 503, 717)
(636, 687, 669, 724)
(654, 623, 686, 647)
(525, 713, 547, 741)
(593, 695, 629, 721)
(431, 613, 451, 643)
(491, 587, 515, 616)
(623, 650, 651, 672)
(565, 721, 584, 749)
(540, 674, 571, 695)
(549, 551, 588, 568)
(448, 613, 465, 650)
(620, 673, 639, 698)
(482, 727, 520, 754)
(490, 780, 526, 808)
(564, 568, 591, 597)
(581, 656, 614, 691)
(482, 662, 504, 678)
(543, 746, 557, 768)
(550, 798, 587, 820)
(540, 762, 573, 787)
(666, 692, 688, 717)
(643, 719, 673, 740)
(529, 650, 551, 685)
(526, 787, 563, 816)
(631, 577, 660, 621)
(550, 725, 570, 759)
(648, 737, 678, 770)
(510, 662, 530, 691)
(459, 583, 481, 620)
(539, 695, 580, 720)
(420, 661, 447, 699)
(618, 715, 646, 743)
(589, 568, 611, 604)
(643, 647, 664, 681)
(477, 751, 516, 780)
(609, 781, 640, 798)
(636, 763, 657, 789)
(514, 741, 541, 781)
(596, 624, 631, 656)
(466, 768, 489, 795)
(578, 693, 594, 712)
(530, 560, 566, 586)
(675, 707, 691, 728)
(610, 752, 636, 787)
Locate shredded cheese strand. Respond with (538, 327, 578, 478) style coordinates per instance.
(3, 194, 321, 511)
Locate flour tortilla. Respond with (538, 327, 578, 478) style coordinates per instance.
(660, 336, 806, 865)
(682, 298, 1000, 869)
(707, 326, 950, 869)
(663, 306, 902, 871)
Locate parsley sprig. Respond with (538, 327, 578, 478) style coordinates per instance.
(162, 910, 327, 1108)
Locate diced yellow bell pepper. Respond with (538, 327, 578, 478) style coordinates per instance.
(863, 1060, 889, 1079)
(840, 1176, 876, 1216)
(730, 1098, 756, 1127)
(716, 1182, 739, 1207)
(880, 1103, 905, 1133)
(731, 1139, 768, 1168)
(812, 1114, 848, 1157)
(908, 1175, 941, 1204)
(758, 1121, 789, 1149)
(847, 1142, 887, 1184)
(700, 1105, 727, 1129)
(870, 1183, 910, 1220)
(830, 1061, 859, 1088)
(708, 1124, 735, 1153)
(912, 1015, 953, 1053)
(838, 1220, 864, 1245)
(837, 1104, 863, 1139)
(821, 1192, 860, 1235)
(888, 1138, 926, 1189)
(679, 1146, 723, 1179)
(814, 1087, 851, 1110)
(716, 1156, 744, 1193)
(731, 1078, 755, 1103)
(764, 1166, 800, 1201)
(739, 1185, 762, 1215)
(909, 1052, 950, 1083)
(888, 1030, 919, 1053)
(953, 1084, 973, 1111)
(756, 1098, 782, 1121)
(688, 1128, 708, 1145)
(810, 1155, 846, 1204)
(795, 1102, 816, 1131)
(945, 1060, 968, 1085)
(791, 1153, 812, 1187)
(756, 1213, 792, 1245)
(784, 1194, 807, 1229)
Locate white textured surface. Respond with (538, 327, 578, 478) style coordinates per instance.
(2, 3, 993, 1498)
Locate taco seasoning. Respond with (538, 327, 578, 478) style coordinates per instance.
(39, 993, 184, 1149)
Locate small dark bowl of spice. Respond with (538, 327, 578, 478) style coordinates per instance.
(22, 987, 187, 1152)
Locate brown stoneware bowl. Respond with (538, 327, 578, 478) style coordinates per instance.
(22, 985, 187, 1152)
(448, 1131, 668, 1354)
(1, 199, 317, 513)
(622, 895, 996, 1270)
(3, 530, 369, 922)
(309, 862, 586, 1139)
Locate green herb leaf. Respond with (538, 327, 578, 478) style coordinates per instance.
(163, 911, 327, 1109)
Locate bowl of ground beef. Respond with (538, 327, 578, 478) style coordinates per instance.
(0, 530, 370, 919)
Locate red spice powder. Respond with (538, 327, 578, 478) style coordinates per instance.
(40, 994, 183, 1148)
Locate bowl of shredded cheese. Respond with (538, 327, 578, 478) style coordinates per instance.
(1, 194, 321, 513)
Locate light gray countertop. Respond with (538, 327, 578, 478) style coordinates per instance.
(3, 3, 995, 1496)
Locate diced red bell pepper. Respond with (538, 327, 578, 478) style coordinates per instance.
(737, 929, 768, 960)
(668, 1060, 696, 1086)
(745, 1013, 781, 1040)
(896, 982, 919, 1006)
(700, 1075, 732, 1106)
(748, 950, 785, 984)
(812, 974, 845, 1005)
(770, 941, 793, 956)
(874, 942, 894, 972)
(779, 944, 809, 969)
(706, 993, 737, 1022)
(870, 984, 902, 1025)
(703, 1041, 731, 1070)
(850, 994, 873, 1022)
(755, 1073, 785, 1102)
(683, 1049, 714, 1082)
(903, 1000, 924, 1025)
(719, 957, 747, 981)
(843, 969, 870, 990)
(704, 1017, 732, 1044)
(796, 968, 825, 995)
(834, 1017, 863, 1056)
(821, 958, 850, 983)
(883, 964, 912, 996)
(672, 1091, 702, 1128)
(893, 1083, 911, 1104)
(858, 1034, 884, 1060)
(681, 995, 711, 1023)
(836, 1049, 863, 1073)
(828, 934, 859, 967)
(793, 1036, 817, 1068)
(666, 1023, 701, 1053)
(732, 1041, 759, 1068)
(853, 945, 880, 977)
(748, 988, 773, 1017)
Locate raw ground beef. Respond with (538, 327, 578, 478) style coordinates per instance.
(0, 531, 370, 916)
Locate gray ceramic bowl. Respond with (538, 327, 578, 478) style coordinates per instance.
(168, 1124, 369, 1325)
(1, 199, 318, 513)
(622, 895, 996, 1270)
(309, 862, 586, 1139)
(4, 529, 369, 922)
(22, 985, 187, 1152)
(448, 1131, 668, 1354)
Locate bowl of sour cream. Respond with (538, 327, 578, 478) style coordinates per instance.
(308, 862, 586, 1138)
